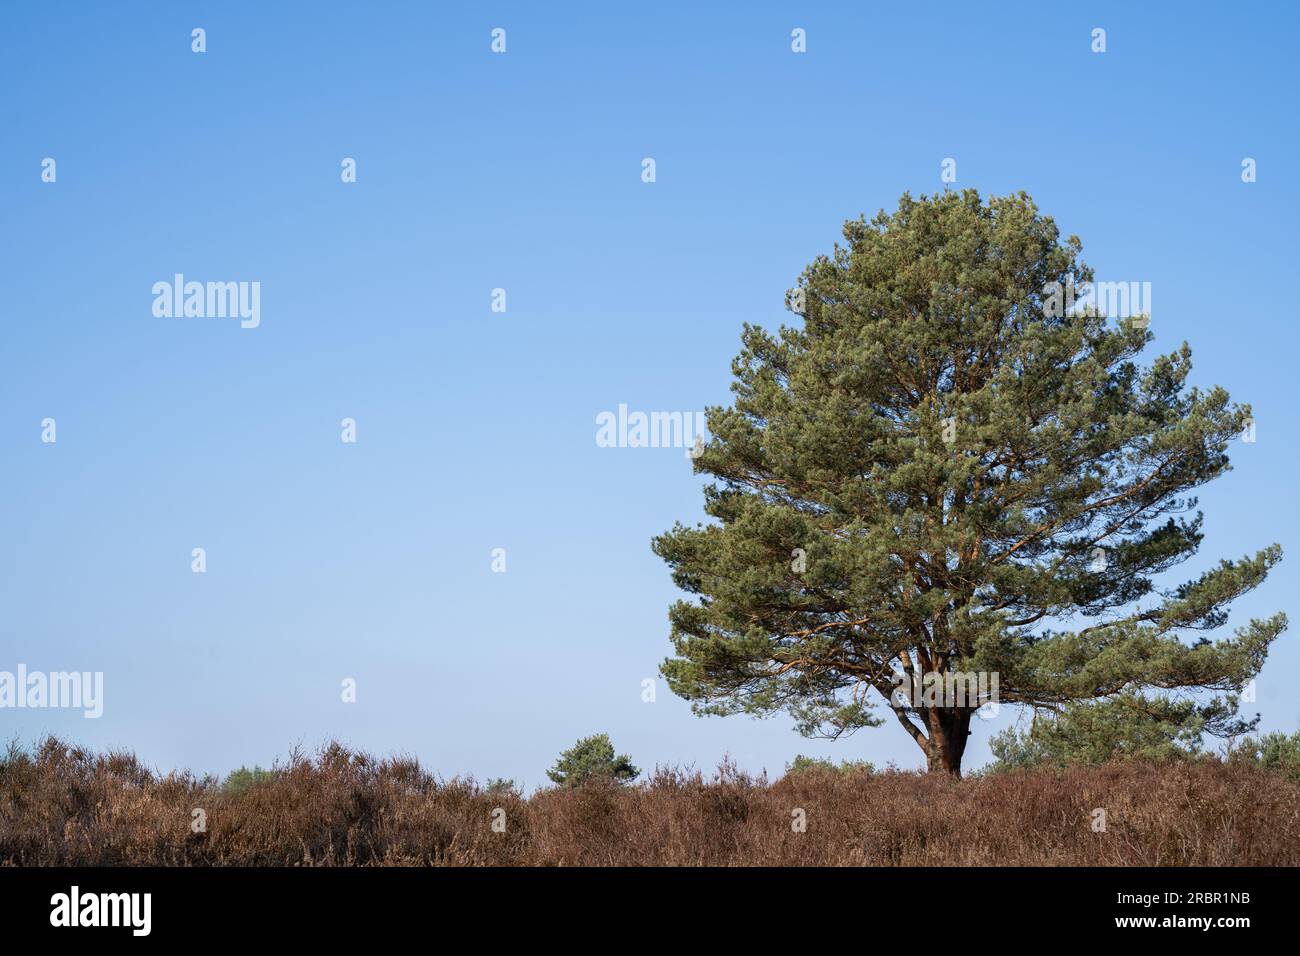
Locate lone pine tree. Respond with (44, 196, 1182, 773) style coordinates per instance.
(653, 190, 1285, 776)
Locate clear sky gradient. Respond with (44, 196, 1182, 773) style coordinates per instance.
(2, 1, 1297, 784)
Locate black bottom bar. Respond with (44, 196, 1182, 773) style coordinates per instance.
(0, 866, 1280, 941)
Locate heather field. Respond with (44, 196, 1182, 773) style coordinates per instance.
(3, 738, 1297, 867)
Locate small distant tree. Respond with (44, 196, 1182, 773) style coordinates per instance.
(1228, 731, 1300, 781)
(485, 777, 520, 796)
(785, 754, 875, 776)
(986, 692, 1252, 770)
(547, 733, 639, 788)
(222, 765, 275, 796)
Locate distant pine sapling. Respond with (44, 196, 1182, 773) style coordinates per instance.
(221, 765, 276, 796)
(654, 190, 1285, 776)
(784, 755, 876, 776)
(546, 733, 640, 788)
(1228, 730, 1300, 781)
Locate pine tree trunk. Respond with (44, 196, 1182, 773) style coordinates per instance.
(925, 709, 972, 776)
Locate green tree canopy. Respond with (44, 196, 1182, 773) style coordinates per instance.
(654, 189, 1285, 775)
(546, 733, 640, 788)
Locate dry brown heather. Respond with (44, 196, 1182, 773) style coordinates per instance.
(2, 737, 1298, 866)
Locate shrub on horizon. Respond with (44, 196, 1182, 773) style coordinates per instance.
(546, 733, 639, 788)
(784, 754, 875, 777)
(222, 765, 275, 796)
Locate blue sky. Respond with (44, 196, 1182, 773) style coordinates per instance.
(1, 1, 1297, 784)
